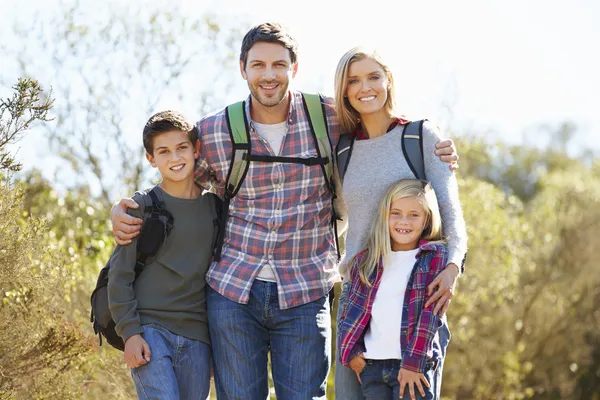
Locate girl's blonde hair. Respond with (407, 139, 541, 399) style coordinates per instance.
(358, 179, 445, 286)
(334, 47, 399, 134)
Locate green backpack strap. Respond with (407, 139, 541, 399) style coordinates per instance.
(214, 101, 251, 261)
(301, 93, 334, 192)
(224, 100, 251, 199)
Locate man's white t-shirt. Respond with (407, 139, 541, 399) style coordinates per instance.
(252, 120, 287, 282)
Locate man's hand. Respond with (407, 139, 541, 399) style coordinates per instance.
(435, 139, 459, 171)
(124, 334, 151, 369)
(111, 198, 143, 245)
(348, 353, 366, 384)
(398, 368, 430, 400)
(424, 263, 459, 316)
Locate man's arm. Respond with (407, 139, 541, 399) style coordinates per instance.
(111, 199, 142, 245)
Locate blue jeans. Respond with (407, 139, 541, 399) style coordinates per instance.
(130, 324, 211, 400)
(207, 281, 331, 400)
(361, 359, 435, 400)
(334, 283, 451, 399)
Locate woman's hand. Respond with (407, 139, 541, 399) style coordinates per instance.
(435, 139, 459, 170)
(111, 198, 143, 245)
(424, 263, 459, 316)
(398, 367, 430, 400)
(348, 353, 366, 384)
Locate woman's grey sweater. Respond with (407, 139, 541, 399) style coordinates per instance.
(339, 121, 468, 279)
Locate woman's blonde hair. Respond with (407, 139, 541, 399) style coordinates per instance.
(334, 47, 399, 134)
(358, 179, 445, 286)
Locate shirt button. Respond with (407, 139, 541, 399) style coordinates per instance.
(277, 184, 283, 189)
(275, 209, 280, 214)
(271, 231, 276, 236)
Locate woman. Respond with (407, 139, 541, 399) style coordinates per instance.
(333, 47, 468, 400)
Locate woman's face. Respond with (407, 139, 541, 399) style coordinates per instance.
(345, 58, 389, 119)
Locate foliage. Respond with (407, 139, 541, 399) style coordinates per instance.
(5, 1, 242, 206)
(0, 80, 94, 399)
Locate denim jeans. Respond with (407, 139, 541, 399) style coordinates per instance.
(360, 359, 435, 400)
(335, 282, 451, 400)
(130, 324, 211, 400)
(207, 281, 330, 400)
(335, 282, 364, 400)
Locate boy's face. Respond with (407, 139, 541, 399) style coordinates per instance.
(240, 42, 298, 108)
(145, 129, 199, 184)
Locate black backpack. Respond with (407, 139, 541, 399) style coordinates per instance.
(90, 187, 174, 351)
(336, 119, 427, 182)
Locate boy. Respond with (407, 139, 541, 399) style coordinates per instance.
(108, 110, 215, 400)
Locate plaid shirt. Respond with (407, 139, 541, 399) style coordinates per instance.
(194, 91, 341, 309)
(337, 241, 448, 373)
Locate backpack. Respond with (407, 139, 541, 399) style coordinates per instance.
(336, 119, 427, 182)
(90, 187, 174, 351)
(212, 92, 340, 261)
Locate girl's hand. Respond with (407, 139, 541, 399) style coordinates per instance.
(348, 353, 366, 384)
(124, 334, 151, 369)
(398, 367, 430, 400)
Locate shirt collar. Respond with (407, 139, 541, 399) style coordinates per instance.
(351, 117, 410, 140)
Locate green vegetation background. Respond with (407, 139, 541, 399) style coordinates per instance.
(1, 5, 600, 399)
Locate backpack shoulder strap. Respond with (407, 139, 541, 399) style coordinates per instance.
(224, 100, 251, 200)
(402, 120, 426, 181)
(301, 93, 334, 192)
(214, 101, 251, 261)
(336, 133, 355, 185)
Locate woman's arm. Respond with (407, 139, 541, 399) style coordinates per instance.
(421, 121, 468, 315)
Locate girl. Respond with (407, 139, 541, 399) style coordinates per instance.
(337, 179, 451, 400)
(333, 46, 467, 400)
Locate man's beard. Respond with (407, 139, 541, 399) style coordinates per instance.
(249, 80, 289, 107)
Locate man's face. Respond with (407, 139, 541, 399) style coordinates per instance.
(240, 42, 298, 108)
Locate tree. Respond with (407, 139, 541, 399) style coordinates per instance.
(4, 1, 243, 206)
(0, 79, 94, 399)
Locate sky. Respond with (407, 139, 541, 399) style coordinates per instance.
(212, 0, 599, 152)
(2, 0, 599, 194)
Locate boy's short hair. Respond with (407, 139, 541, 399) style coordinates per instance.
(239, 22, 298, 68)
(142, 110, 198, 154)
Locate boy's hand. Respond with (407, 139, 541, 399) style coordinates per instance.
(124, 334, 151, 369)
(435, 139, 459, 170)
(398, 368, 430, 400)
(111, 198, 143, 245)
(348, 353, 366, 384)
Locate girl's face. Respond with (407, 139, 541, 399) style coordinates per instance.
(388, 196, 427, 251)
(345, 58, 389, 119)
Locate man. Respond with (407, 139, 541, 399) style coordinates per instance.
(111, 22, 458, 400)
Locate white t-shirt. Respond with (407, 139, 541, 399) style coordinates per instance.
(252, 120, 287, 282)
(363, 248, 419, 360)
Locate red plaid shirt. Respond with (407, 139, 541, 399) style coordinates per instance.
(194, 91, 341, 309)
(337, 241, 448, 373)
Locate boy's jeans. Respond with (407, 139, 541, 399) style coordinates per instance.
(360, 359, 435, 400)
(207, 281, 331, 400)
(335, 282, 451, 400)
(131, 324, 211, 400)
